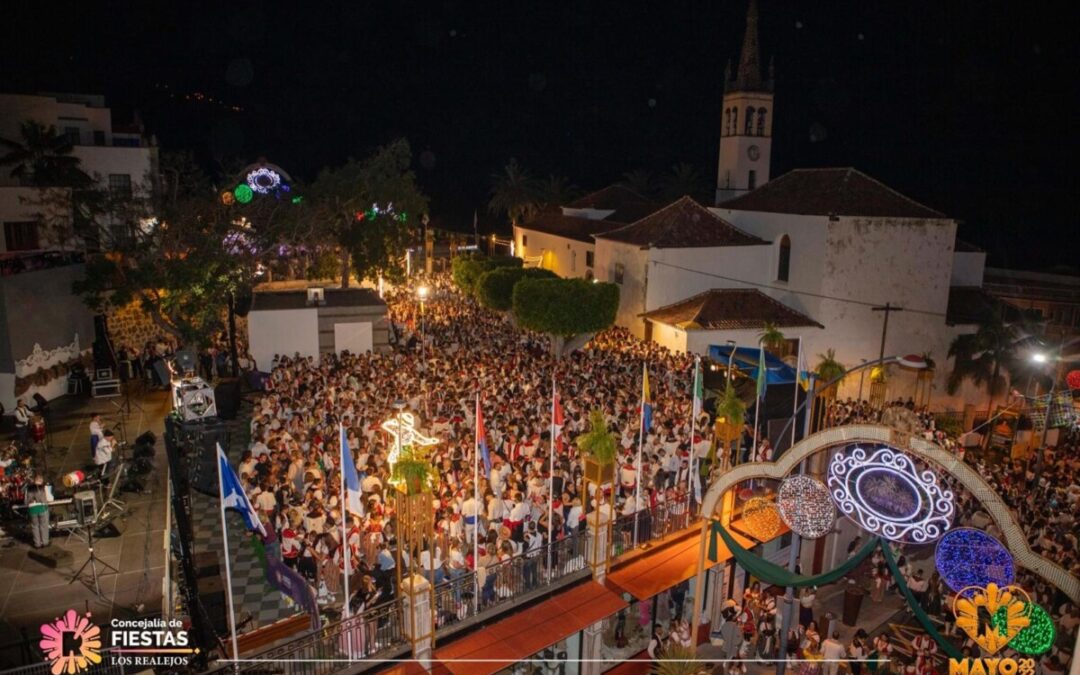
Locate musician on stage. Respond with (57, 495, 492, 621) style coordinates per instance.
(94, 430, 115, 477)
(89, 413, 104, 462)
(13, 400, 30, 449)
(25, 475, 49, 548)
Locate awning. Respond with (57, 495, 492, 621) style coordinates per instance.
(434, 581, 627, 675)
(606, 528, 755, 601)
(708, 345, 801, 386)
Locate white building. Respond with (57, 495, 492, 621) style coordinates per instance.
(0, 92, 158, 252)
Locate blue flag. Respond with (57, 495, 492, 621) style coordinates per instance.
(642, 365, 653, 432)
(217, 443, 267, 537)
(341, 425, 363, 517)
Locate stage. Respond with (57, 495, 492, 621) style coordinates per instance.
(0, 386, 171, 669)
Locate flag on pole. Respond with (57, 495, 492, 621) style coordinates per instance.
(692, 358, 704, 417)
(217, 443, 266, 537)
(477, 401, 492, 475)
(755, 344, 768, 401)
(797, 343, 810, 391)
(553, 390, 565, 454)
(340, 425, 363, 517)
(642, 365, 653, 432)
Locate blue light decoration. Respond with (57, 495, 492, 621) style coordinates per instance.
(935, 528, 1014, 596)
(827, 445, 954, 543)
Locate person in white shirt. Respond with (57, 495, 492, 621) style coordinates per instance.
(94, 430, 115, 476)
(89, 414, 104, 462)
(461, 495, 479, 542)
(821, 632, 846, 675)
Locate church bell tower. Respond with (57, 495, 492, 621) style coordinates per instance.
(716, 0, 774, 205)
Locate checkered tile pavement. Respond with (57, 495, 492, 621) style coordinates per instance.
(189, 410, 294, 632)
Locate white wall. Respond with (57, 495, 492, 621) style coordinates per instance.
(248, 308, 320, 371)
(333, 322, 373, 355)
(646, 245, 771, 312)
(513, 225, 595, 279)
(951, 250, 987, 287)
(594, 240, 648, 337)
(648, 321, 688, 354)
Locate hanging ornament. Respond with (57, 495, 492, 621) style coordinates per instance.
(935, 528, 1014, 596)
(1066, 369, 1080, 390)
(777, 475, 834, 539)
(740, 497, 781, 541)
(220, 190, 235, 205)
(952, 583, 1031, 655)
(234, 184, 254, 204)
(1008, 602, 1056, 655)
(246, 167, 282, 194)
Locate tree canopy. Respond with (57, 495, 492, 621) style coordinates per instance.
(512, 277, 618, 356)
(0, 121, 91, 187)
(476, 265, 557, 311)
(488, 158, 540, 225)
(451, 254, 522, 296)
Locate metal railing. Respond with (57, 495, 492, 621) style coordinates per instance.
(610, 494, 694, 558)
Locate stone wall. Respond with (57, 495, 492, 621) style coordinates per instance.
(106, 301, 249, 352)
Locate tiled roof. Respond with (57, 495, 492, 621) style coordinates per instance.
(566, 185, 660, 223)
(518, 208, 628, 243)
(596, 196, 768, 248)
(251, 287, 386, 311)
(641, 288, 824, 330)
(945, 286, 1020, 326)
(720, 168, 947, 219)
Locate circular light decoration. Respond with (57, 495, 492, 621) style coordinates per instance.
(935, 528, 1014, 596)
(1067, 369, 1080, 391)
(246, 167, 282, 194)
(1009, 602, 1056, 655)
(234, 184, 254, 204)
(221, 190, 235, 205)
(777, 475, 835, 539)
(827, 445, 954, 543)
(741, 497, 781, 541)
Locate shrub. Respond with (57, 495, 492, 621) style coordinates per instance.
(511, 278, 618, 337)
(476, 266, 557, 311)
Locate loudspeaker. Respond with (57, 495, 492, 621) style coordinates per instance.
(95, 520, 123, 538)
(32, 393, 49, 412)
(194, 551, 220, 579)
(214, 378, 241, 420)
(74, 491, 97, 525)
(29, 548, 75, 569)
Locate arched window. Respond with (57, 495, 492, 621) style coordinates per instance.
(777, 235, 791, 282)
(757, 108, 767, 136)
(745, 106, 755, 135)
(724, 108, 731, 136)
(731, 108, 738, 137)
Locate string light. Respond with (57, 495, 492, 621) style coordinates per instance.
(741, 497, 781, 541)
(828, 445, 954, 544)
(778, 475, 835, 539)
(246, 167, 282, 194)
(935, 528, 1014, 596)
(1009, 602, 1056, 655)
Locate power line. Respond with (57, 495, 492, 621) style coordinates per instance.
(649, 260, 948, 318)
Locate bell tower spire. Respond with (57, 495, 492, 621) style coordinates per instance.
(716, 0, 775, 204)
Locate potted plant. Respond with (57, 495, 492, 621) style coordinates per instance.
(710, 382, 746, 466)
(390, 444, 436, 495)
(759, 321, 787, 356)
(578, 409, 617, 484)
(815, 349, 846, 399)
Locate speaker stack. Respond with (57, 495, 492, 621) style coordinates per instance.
(213, 378, 241, 420)
(175, 418, 230, 497)
(196, 559, 228, 635)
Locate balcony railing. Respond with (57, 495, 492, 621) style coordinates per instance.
(611, 493, 695, 558)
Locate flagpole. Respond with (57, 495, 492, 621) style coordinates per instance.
(791, 338, 802, 450)
(340, 424, 351, 619)
(215, 445, 241, 670)
(548, 374, 556, 582)
(473, 393, 480, 617)
(688, 356, 699, 508)
(634, 363, 645, 548)
(751, 346, 762, 465)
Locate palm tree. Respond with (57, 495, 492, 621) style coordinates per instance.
(758, 322, 786, 355)
(815, 348, 846, 398)
(0, 121, 90, 187)
(650, 644, 711, 675)
(947, 317, 1023, 421)
(488, 158, 540, 226)
(660, 162, 707, 202)
(619, 168, 655, 199)
(536, 174, 579, 209)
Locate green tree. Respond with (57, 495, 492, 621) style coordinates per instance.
(488, 158, 540, 225)
(306, 139, 428, 287)
(512, 277, 618, 357)
(660, 162, 708, 202)
(476, 266, 557, 311)
(758, 321, 786, 355)
(619, 169, 655, 199)
(0, 121, 91, 187)
(576, 409, 618, 466)
(451, 254, 522, 296)
(536, 174, 579, 209)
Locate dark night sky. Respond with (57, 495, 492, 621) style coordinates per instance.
(3, 1, 1076, 269)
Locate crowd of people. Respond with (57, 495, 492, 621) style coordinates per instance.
(239, 276, 711, 619)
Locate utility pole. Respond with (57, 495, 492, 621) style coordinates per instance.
(871, 303, 904, 380)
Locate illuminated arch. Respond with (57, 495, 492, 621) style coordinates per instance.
(700, 423, 1080, 603)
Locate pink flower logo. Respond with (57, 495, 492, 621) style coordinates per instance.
(39, 609, 103, 675)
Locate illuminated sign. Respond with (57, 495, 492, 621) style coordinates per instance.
(381, 412, 438, 469)
(935, 528, 1015, 596)
(777, 474, 835, 539)
(827, 445, 954, 543)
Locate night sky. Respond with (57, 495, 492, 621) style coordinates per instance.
(3, 1, 1076, 270)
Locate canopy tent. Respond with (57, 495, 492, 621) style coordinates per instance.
(708, 345, 800, 386)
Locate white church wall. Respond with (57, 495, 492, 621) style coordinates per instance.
(594, 240, 648, 338)
(513, 226, 595, 279)
(248, 308, 320, 371)
(648, 321, 688, 354)
(950, 250, 987, 287)
(645, 246, 770, 312)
